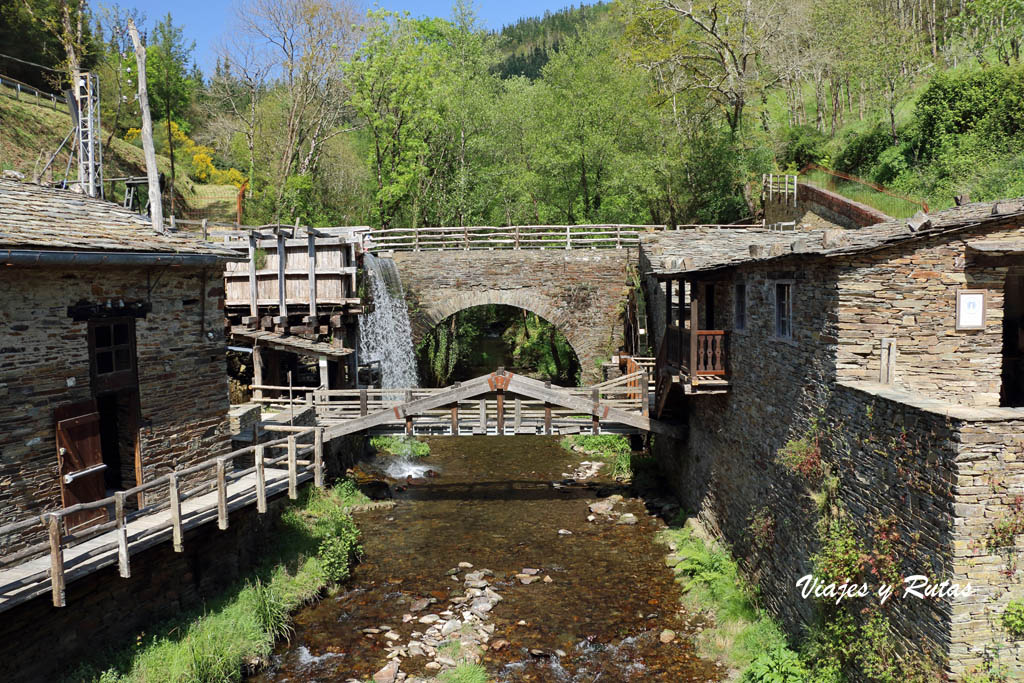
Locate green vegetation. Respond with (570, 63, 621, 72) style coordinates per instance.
(417, 305, 579, 387)
(1002, 600, 1024, 639)
(438, 663, 490, 683)
(661, 525, 794, 673)
(370, 435, 430, 458)
(560, 434, 633, 478)
(73, 481, 366, 682)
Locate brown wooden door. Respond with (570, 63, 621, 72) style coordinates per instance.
(55, 400, 108, 531)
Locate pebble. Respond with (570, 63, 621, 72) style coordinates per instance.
(543, 575, 553, 583)
(440, 619, 462, 637)
(458, 561, 474, 568)
(517, 574, 539, 585)
(385, 631, 402, 641)
(373, 659, 400, 683)
(530, 649, 549, 657)
(491, 638, 509, 652)
(617, 513, 638, 525)
(521, 568, 540, 575)
(402, 614, 414, 623)
(660, 629, 676, 643)
(410, 598, 430, 612)
(424, 662, 441, 671)
(517, 620, 528, 626)
(555, 649, 567, 657)
(418, 614, 440, 624)
(558, 529, 572, 535)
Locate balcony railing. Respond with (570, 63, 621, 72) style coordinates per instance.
(661, 325, 728, 377)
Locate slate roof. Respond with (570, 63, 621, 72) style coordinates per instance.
(643, 198, 1024, 277)
(0, 179, 239, 258)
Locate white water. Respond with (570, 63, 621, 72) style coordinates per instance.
(358, 254, 419, 390)
(382, 457, 435, 479)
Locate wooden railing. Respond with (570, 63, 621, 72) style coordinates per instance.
(762, 173, 798, 207)
(660, 325, 729, 377)
(0, 426, 325, 608)
(364, 225, 664, 252)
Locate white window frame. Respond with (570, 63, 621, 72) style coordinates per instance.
(774, 281, 794, 340)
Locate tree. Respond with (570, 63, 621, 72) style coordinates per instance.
(96, 3, 146, 145)
(955, 0, 1024, 65)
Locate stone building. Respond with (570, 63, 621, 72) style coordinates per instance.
(642, 200, 1024, 678)
(0, 180, 242, 552)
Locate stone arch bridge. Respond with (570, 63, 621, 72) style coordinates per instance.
(391, 249, 634, 382)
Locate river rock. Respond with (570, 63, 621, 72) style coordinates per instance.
(530, 649, 549, 657)
(558, 529, 572, 535)
(543, 575, 553, 583)
(373, 659, 400, 683)
(490, 638, 509, 652)
(385, 631, 402, 641)
(418, 614, 440, 624)
(616, 513, 638, 525)
(402, 614, 414, 623)
(660, 629, 676, 643)
(458, 561, 473, 568)
(424, 661, 441, 670)
(441, 619, 462, 637)
(589, 500, 615, 515)
(471, 597, 494, 612)
(466, 579, 488, 589)
(517, 574, 539, 585)
(521, 568, 540, 575)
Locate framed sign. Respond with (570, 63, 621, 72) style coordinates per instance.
(956, 289, 987, 330)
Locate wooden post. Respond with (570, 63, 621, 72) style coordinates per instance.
(640, 369, 649, 417)
(496, 390, 505, 434)
(307, 229, 317, 318)
(544, 381, 552, 435)
(689, 279, 699, 389)
(514, 225, 520, 249)
(450, 404, 458, 435)
(565, 225, 571, 250)
(248, 232, 259, 319)
(168, 472, 183, 552)
(616, 224, 621, 249)
(405, 389, 414, 435)
(678, 278, 686, 324)
(318, 356, 330, 390)
(287, 436, 297, 500)
(514, 398, 522, 432)
(201, 218, 209, 240)
(665, 278, 673, 326)
(115, 491, 130, 578)
(591, 388, 600, 435)
(277, 230, 288, 320)
(216, 457, 229, 530)
(48, 514, 65, 607)
(255, 445, 267, 513)
(252, 344, 264, 400)
(360, 388, 368, 416)
(479, 399, 486, 433)
(314, 428, 324, 488)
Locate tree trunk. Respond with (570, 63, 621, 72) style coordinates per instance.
(127, 19, 163, 233)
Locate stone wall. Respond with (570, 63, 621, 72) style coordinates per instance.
(393, 250, 631, 383)
(836, 223, 1024, 406)
(764, 183, 890, 230)
(0, 265, 231, 554)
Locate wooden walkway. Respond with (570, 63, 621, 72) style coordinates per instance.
(0, 467, 305, 614)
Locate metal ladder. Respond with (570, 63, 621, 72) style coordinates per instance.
(74, 73, 103, 198)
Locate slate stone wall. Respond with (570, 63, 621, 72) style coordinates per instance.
(0, 265, 231, 554)
(393, 250, 632, 383)
(764, 183, 890, 229)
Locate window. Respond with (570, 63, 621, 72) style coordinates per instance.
(734, 283, 747, 331)
(89, 318, 137, 391)
(775, 283, 793, 338)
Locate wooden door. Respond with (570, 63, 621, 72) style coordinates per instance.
(55, 400, 108, 531)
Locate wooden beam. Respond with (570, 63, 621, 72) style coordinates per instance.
(255, 445, 267, 513)
(665, 279, 673, 326)
(479, 399, 486, 433)
(248, 232, 258, 318)
(318, 356, 330, 390)
(514, 398, 522, 431)
(115, 492, 130, 578)
(277, 231, 288, 319)
(168, 472, 183, 551)
(252, 344, 264, 400)
(689, 280, 699, 391)
(497, 390, 505, 434)
(287, 436, 298, 500)
(48, 514, 65, 607)
(307, 230, 317, 318)
(450, 404, 458, 435)
(314, 428, 324, 489)
(216, 457, 229, 530)
(591, 388, 600, 435)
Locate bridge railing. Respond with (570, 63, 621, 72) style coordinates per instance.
(365, 225, 665, 252)
(0, 425, 324, 609)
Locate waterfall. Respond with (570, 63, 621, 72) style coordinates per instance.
(359, 254, 419, 390)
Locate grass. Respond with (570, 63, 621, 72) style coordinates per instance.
(70, 480, 367, 682)
(370, 435, 430, 458)
(660, 523, 793, 673)
(438, 663, 490, 683)
(560, 434, 633, 478)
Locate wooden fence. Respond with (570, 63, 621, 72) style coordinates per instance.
(365, 224, 665, 252)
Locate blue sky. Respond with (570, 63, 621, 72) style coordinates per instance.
(122, 1, 576, 74)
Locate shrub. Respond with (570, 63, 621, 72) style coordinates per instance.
(1001, 599, 1024, 639)
(370, 435, 430, 458)
(741, 646, 810, 683)
(778, 125, 828, 170)
(776, 434, 824, 484)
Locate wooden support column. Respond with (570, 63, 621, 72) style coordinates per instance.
(544, 381, 552, 435)
(314, 427, 324, 489)
(665, 278, 673, 326)
(115, 492, 130, 578)
(318, 356, 330, 390)
(479, 399, 487, 433)
(255, 445, 267, 513)
(591, 388, 600, 435)
(48, 514, 65, 607)
(450, 404, 458, 435)
(360, 389, 368, 416)
(287, 436, 298, 500)
(689, 279, 699, 389)
(640, 369, 649, 417)
(216, 457, 229, 530)
(678, 278, 686, 325)
(168, 472, 183, 551)
(514, 398, 522, 432)
(247, 232, 258, 318)
(276, 230, 288, 321)
(496, 390, 505, 434)
(405, 389, 414, 435)
(307, 229, 317, 318)
(252, 344, 264, 400)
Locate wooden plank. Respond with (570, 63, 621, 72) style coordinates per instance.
(514, 398, 522, 431)
(277, 232, 288, 318)
(497, 391, 504, 433)
(479, 399, 486, 432)
(248, 232, 259, 318)
(216, 458, 229, 530)
(168, 472, 183, 551)
(450, 405, 458, 435)
(314, 428, 324, 488)
(592, 388, 600, 435)
(307, 231, 317, 317)
(255, 445, 267, 513)
(114, 492, 130, 578)
(48, 514, 64, 607)
(287, 436, 297, 500)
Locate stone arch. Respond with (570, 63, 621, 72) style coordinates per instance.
(410, 289, 586, 370)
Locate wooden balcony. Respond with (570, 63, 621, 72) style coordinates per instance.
(654, 325, 731, 414)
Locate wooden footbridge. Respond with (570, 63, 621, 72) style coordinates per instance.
(255, 368, 678, 438)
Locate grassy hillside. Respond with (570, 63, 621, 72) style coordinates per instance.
(494, 2, 613, 79)
(0, 93, 237, 219)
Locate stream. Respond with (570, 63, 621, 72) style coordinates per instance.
(252, 436, 721, 682)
